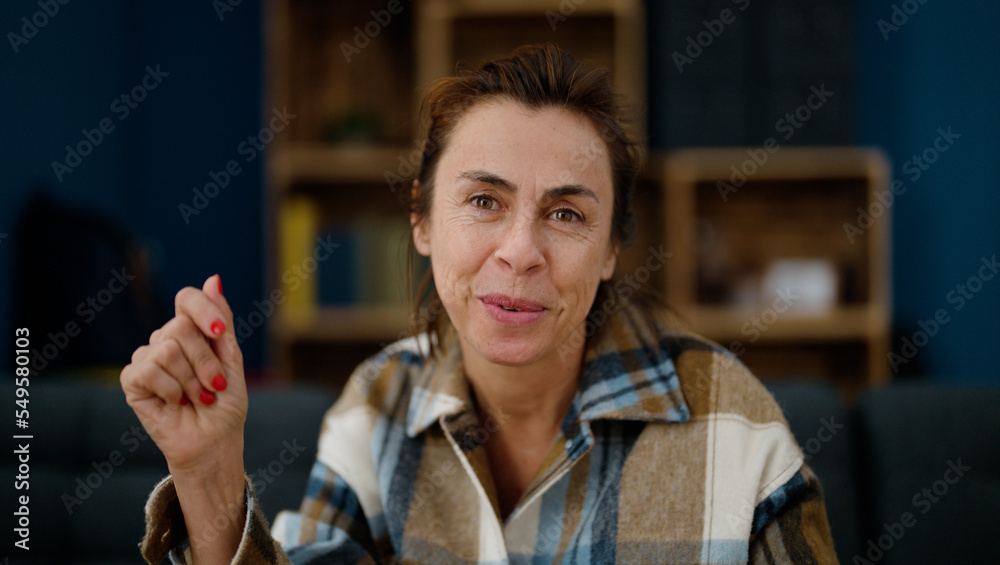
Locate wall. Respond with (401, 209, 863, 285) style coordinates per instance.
(856, 0, 1000, 382)
(0, 0, 266, 371)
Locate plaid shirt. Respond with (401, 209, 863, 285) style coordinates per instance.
(142, 301, 837, 564)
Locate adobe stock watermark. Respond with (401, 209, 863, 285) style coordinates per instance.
(725, 413, 842, 531)
(556, 245, 672, 362)
(234, 234, 340, 345)
(877, 0, 934, 41)
(7, 0, 71, 54)
(888, 254, 997, 373)
(717, 83, 835, 201)
(50, 64, 169, 183)
(340, 0, 410, 63)
(737, 288, 800, 344)
(387, 460, 459, 517)
(852, 459, 970, 564)
(545, 0, 588, 30)
(27, 267, 135, 374)
(249, 439, 308, 497)
(690, 288, 801, 384)
(384, 126, 448, 193)
(843, 126, 960, 243)
(61, 423, 151, 514)
(672, 0, 751, 73)
(684, 287, 803, 392)
(213, 0, 245, 22)
(178, 106, 295, 224)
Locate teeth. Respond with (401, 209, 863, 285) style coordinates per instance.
(501, 305, 521, 311)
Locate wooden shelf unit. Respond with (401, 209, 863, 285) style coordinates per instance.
(644, 147, 892, 391)
(416, 0, 646, 141)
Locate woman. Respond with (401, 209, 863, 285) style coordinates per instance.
(121, 44, 838, 564)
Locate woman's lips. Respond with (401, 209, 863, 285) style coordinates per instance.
(480, 294, 546, 326)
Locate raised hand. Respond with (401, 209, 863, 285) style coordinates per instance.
(121, 274, 247, 563)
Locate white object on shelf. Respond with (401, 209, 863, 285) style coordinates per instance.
(760, 259, 838, 314)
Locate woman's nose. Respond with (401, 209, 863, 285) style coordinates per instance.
(494, 218, 546, 275)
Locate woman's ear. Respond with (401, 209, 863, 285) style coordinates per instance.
(411, 181, 431, 256)
(600, 240, 618, 281)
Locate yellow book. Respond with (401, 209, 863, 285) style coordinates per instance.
(278, 197, 319, 314)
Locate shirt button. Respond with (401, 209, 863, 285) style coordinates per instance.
(565, 439, 573, 449)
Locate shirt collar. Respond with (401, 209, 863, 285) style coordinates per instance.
(404, 300, 691, 438)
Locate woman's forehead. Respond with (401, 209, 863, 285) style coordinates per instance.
(439, 99, 613, 192)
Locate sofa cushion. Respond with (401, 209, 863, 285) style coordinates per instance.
(243, 386, 334, 522)
(856, 383, 1000, 564)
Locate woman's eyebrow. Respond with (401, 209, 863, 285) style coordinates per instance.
(544, 185, 599, 203)
(458, 170, 513, 191)
(458, 169, 599, 203)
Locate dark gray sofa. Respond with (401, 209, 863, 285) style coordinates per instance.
(768, 382, 1000, 564)
(0, 380, 333, 565)
(2, 379, 997, 564)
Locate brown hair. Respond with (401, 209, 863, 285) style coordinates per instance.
(406, 43, 644, 354)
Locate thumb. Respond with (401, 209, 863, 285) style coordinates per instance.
(201, 274, 243, 369)
(202, 273, 233, 320)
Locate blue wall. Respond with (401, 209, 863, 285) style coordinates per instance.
(1, 0, 265, 370)
(856, 1, 1000, 382)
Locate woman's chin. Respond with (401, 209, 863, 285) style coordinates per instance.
(467, 332, 550, 367)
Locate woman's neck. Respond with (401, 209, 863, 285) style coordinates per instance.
(459, 335, 584, 432)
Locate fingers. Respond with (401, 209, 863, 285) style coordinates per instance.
(121, 360, 186, 408)
(200, 274, 243, 368)
(150, 317, 224, 404)
(202, 273, 233, 321)
(129, 274, 244, 410)
(175, 284, 229, 341)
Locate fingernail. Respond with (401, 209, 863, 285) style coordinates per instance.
(180, 395, 188, 406)
(211, 320, 226, 335)
(212, 373, 227, 391)
(216, 274, 224, 295)
(200, 390, 216, 405)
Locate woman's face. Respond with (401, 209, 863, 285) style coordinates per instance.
(413, 99, 617, 368)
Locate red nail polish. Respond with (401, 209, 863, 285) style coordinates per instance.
(200, 390, 216, 405)
(180, 395, 188, 406)
(211, 320, 226, 335)
(216, 274, 223, 295)
(212, 373, 227, 391)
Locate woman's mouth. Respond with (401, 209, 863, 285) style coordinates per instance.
(480, 294, 546, 326)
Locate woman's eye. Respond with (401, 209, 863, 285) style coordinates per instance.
(551, 209, 581, 222)
(472, 195, 495, 210)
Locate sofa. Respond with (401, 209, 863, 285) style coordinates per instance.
(0, 379, 334, 565)
(1, 378, 997, 564)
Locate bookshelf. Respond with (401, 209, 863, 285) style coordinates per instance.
(265, 2, 887, 394)
(642, 147, 891, 393)
(416, 0, 646, 141)
(265, 0, 647, 385)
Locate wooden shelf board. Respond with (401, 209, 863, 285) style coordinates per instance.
(272, 144, 415, 185)
(661, 146, 890, 184)
(684, 305, 886, 342)
(272, 305, 410, 342)
(449, 0, 632, 17)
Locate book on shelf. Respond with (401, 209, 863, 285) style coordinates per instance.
(279, 197, 416, 314)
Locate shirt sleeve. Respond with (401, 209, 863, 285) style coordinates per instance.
(139, 460, 381, 565)
(747, 463, 840, 564)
